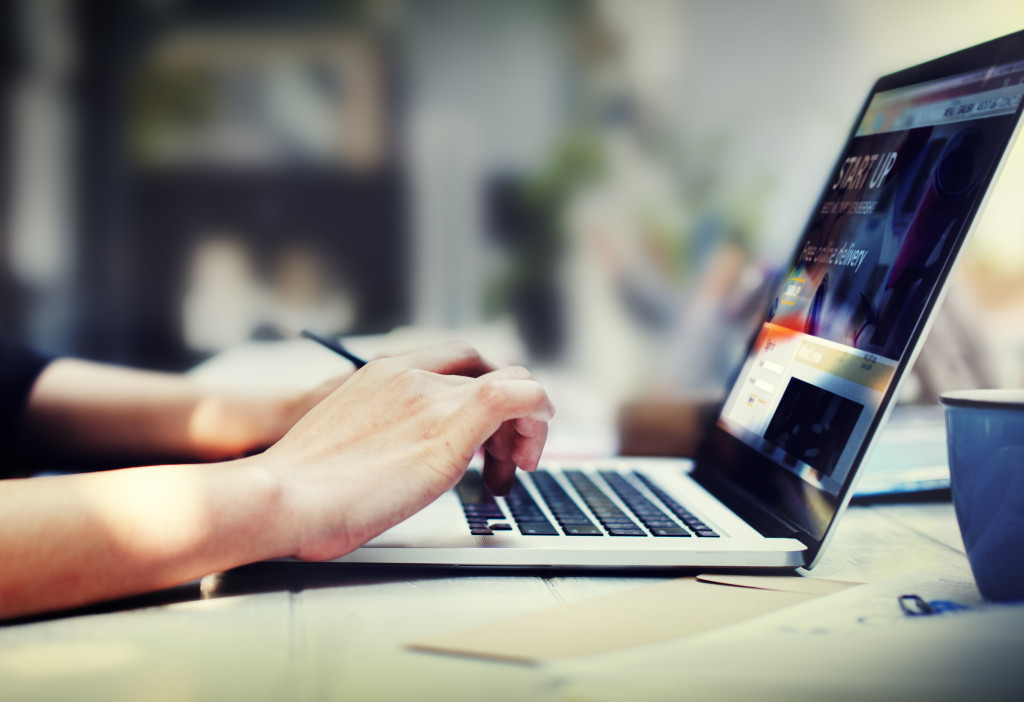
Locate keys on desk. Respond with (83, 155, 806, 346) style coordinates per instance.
(456, 468, 717, 539)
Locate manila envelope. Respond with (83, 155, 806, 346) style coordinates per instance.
(407, 574, 859, 663)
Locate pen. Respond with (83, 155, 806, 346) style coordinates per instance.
(300, 329, 368, 369)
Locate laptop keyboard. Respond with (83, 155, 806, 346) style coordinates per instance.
(455, 473, 515, 536)
(504, 479, 559, 535)
(598, 471, 690, 536)
(456, 468, 719, 538)
(532, 471, 606, 535)
(562, 470, 646, 536)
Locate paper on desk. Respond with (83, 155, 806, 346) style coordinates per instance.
(406, 574, 860, 663)
(695, 573, 857, 595)
(557, 570, 1024, 702)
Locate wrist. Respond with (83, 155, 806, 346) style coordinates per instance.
(218, 453, 297, 562)
(188, 388, 303, 460)
(255, 442, 369, 562)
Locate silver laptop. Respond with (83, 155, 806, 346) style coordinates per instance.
(337, 30, 1024, 571)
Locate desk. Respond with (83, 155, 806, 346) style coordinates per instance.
(0, 494, 995, 700)
(0, 339, 1016, 701)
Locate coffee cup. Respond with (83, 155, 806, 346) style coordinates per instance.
(939, 389, 1024, 602)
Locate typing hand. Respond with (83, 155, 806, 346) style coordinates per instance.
(261, 341, 554, 561)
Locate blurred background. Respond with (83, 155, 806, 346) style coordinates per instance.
(2, 0, 1023, 407)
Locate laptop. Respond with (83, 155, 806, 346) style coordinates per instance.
(335, 29, 1024, 571)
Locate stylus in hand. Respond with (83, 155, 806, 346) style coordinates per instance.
(301, 329, 368, 369)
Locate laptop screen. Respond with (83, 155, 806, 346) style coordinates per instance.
(697, 30, 1024, 555)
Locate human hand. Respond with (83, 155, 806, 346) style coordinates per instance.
(259, 342, 554, 561)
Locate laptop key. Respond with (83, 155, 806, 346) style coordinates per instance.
(644, 518, 681, 528)
(650, 527, 691, 537)
(518, 522, 560, 536)
(563, 524, 604, 536)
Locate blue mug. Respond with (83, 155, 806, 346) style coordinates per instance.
(939, 389, 1024, 602)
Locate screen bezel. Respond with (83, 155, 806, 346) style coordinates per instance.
(692, 28, 1024, 568)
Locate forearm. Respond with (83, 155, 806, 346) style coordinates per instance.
(19, 359, 303, 463)
(0, 456, 291, 620)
